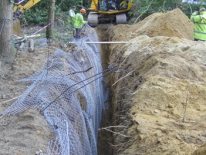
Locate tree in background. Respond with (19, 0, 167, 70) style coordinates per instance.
(128, 0, 206, 24)
(23, 0, 49, 26)
(46, 0, 56, 39)
(0, 0, 15, 64)
(13, 0, 206, 27)
(181, 1, 206, 17)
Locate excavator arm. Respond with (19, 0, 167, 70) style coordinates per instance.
(13, 0, 41, 19)
(13, 0, 41, 36)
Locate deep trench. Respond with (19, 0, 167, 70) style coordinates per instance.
(1, 26, 117, 155)
(97, 26, 114, 155)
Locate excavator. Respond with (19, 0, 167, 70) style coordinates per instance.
(13, 0, 41, 36)
(88, 0, 133, 27)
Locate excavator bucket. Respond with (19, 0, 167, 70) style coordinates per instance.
(13, 0, 41, 37)
(13, 19, 23, 37)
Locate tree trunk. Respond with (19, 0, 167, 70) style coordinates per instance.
(46, 0, 55, 39)
(0, 0, 15, 63)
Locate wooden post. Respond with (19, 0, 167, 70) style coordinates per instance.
(28, 39, 34, 52)
(19, 42, 25, 49)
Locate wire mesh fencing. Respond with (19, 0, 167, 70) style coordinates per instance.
(1, 25, 105, 155)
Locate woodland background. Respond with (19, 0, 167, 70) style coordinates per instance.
(21, 0, 206, 26)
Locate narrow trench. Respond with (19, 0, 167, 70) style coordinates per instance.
(97, 25, 114, 155)
(1, 25, 117, 155)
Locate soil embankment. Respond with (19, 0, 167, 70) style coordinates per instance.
(105, 8, 206, 155)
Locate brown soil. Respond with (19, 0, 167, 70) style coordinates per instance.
(106, 8, 206, 155)
(108, 8, 194, 41)
(0, 47, 54, 154)
(1, 7, 206, 155)
(0, 109, 54, 155)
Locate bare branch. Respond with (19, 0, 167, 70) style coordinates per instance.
(182, 92, 189, 122)
(100, 128, 131, 138)
(69, 67, 93, 75)
(112, 70, 134, 87)
(99, 125, 126, 130)
(1, 96, 20, 105)
(133, 0, 154, 24)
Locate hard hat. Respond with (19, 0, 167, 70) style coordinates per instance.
(80, 8, 86, 14)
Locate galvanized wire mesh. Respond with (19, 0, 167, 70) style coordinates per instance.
(1, 26, 104, 155)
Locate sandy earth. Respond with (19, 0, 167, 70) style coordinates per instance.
(1, 7, 206, 155)
(0, 45, 54, 154)
(106, 8, 206, 155)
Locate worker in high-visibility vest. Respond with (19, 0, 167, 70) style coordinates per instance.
(68, 6, 76, 36)
(190, 7, 206, 41)
(73, 8, 88, 39)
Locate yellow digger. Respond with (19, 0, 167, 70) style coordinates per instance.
(13, 0, 41, 36)
(88, 0, 133, 26)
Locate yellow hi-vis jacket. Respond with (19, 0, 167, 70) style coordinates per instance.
(74, 13, 88, 29)
(68, 9, 75, 23)
(190, 11, 206, 41)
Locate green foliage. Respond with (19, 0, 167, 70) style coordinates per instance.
(21, 0, 206, 27)
(128, 0, 206, 24)
(56, 0, 83, 12)
(22, 0, 49, 26)
(180, 2, 206, 18)
(21, 0, 86, 26)
(128, 0, 183, 23)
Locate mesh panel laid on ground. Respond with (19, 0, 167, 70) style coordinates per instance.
(1, 26, 105, 155)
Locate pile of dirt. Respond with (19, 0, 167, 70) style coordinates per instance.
(107, 9, 206, 155)
(108, 8, 193, 41)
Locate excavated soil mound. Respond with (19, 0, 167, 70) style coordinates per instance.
(108, 8, 194, 41)
(107, 9, 206, 155)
